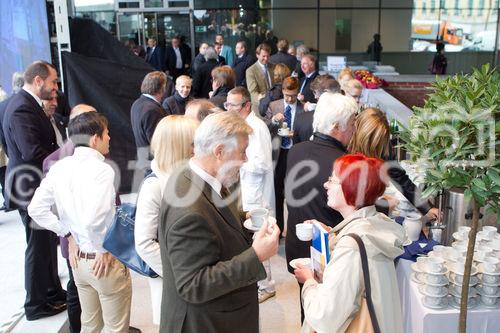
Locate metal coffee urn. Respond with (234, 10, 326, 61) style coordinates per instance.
(440, 187, 493, 246)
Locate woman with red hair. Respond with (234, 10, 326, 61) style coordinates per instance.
(294, 154, 406, 333)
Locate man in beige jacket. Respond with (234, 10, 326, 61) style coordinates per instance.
(246, 43, 275, 115)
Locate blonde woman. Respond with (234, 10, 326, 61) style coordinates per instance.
(343, 79, 364, 104)
(135, 115, 198, 325)
(338, 67, 354, 93)
(349, 108, 439, 219)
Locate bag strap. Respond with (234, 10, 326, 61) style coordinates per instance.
(344, 233, 381, 333)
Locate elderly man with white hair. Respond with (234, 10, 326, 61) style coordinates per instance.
(158, 111, 280, 333)
(284, 92, 358, 323)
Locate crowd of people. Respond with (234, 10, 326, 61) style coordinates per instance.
(0, 33, 440, 333)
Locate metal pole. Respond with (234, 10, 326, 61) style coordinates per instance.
(53, 0, 72, 92)
(493, 6, 499, 67)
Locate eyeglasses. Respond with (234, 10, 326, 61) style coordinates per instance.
(223, 101, 247, 110)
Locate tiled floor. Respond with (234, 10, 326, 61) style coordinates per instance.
(0, 197, 301, 333)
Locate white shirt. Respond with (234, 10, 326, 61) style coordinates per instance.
(257, 61, 272, 88)
(49, 116, 64, 147)
(143, 93, 160, 104)
(174, 47, 183, 69)
(240, 112, 275, 214)
(28, 147, 116, 253)
(300, 72, 315, 94)
(189, 158, 222, 197)
(23, 87, 43, 107)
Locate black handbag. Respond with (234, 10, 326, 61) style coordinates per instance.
(103, 173, 159, 278)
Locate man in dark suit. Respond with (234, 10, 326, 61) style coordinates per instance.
(294, 74, 341, 144)
(269, 39, 297, 72)
(158, 111, 279, 333)
(297, 54, 319, 104)
(164, 36, 190, 80)
(145, 37, 165, 71)
(284, 92, 357, 322)
(191, 42, 208, 75)
(232, 40, 255, 87)
(214, 42, 227, 66)
(192, 47, 219, 98)
(130, 71, 167, 190)
(264, 77, 303, 234)
(3, 61, 65, 320)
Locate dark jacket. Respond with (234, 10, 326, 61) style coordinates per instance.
(192, 59, 219, 98)
(430, 53, 447, 75)
(285, 133, 346, 273)
(367, 41, 383, 62)
(159, 166, 266, 333)
(191, 53, 206, 75)
(165, 45, 190, 75)
(146, 46, 165, 71)
(269, 51, 298, 72)
(2, 89, 58, 209)
(293, 110, 314, 144)
(258, 84, 283, 117)
(162, 92, 192, 115)
(0, 95, 14, 154)
(299, 71, 319, 103)
(232, 53, 255, 87)
(130, 95, 166, 148)
(209, 86, 231, 109)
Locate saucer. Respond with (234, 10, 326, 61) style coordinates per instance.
(449, 274, 478, 286)
(449, 286, 477, 298)
(243, 216, 277, 232)
(478, 264, 500, 275)
(479, 298, 500, 308)
(449, 296, 477, 309)
(277, 130, 292, 137)
(418, 285, 448, 297)
(422, 296, 448, 310)
(413, 264, 448, 275)
(289, 258, 311, 269)
(449, 266, 478, 276)
(476, 285, 500, 297)
(452, 232, 467, 241)
(410, 272, 423, 284)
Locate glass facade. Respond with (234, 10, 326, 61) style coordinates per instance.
(73, 0, 499, 73)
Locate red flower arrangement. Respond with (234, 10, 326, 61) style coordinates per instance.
(354, 70, 388, 89)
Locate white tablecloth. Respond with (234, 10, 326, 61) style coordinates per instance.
(396, 259, 500, 333)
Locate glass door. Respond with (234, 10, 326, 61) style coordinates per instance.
(117, 12, 143, 45)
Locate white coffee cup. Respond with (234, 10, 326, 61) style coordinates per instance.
(417, 272, 447, 285)
(482, 257, 500, 273)
(278, 127, 290, 136)
(483, 226, 498, 238)
(458, 226, 471, 238)
(403, 214, 422, 241)
(480, 284, 498, 295)
(296, 223, 313, 241)
(480, 294, 498, 306)
(452, 243, 467, 257)
(475, 250, 493, 262)
(482, 273, 500, 285)
(432, 245, 447, 258)
(478, 230, 494, 242)
(250, 208, 269, 228)
(488, 239, 500, 251)
(421, 284, 447, 296)
(425, 257, 445, 273)
(424, 295, 446, 307)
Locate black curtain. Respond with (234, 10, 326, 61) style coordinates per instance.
(63, 18, 154, 192)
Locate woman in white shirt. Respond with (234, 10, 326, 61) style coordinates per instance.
(294, 153, 406, 333)
(135, 115, 198, 325)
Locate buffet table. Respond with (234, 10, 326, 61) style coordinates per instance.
(396, 259, 500, 333)
(360, 88, 413, 128)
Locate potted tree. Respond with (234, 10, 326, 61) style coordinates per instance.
(400, 64, 500, 333)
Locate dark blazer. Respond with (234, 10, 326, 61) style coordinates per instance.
(299, 71, 319, 103)
(2, 89, 58, 209)
(165, 46, 190, 75)
(191, 53, 206, 75)
(162, 92, 192, 115)
(217, 55, 226, 66)
(209, 85, 231, 109)
(285, 133, 346, 273)
(192, 59, 219, 98)
(258, 83, 283, 117)
(232, 53, 255, 87)
(293, 110, 314, 144)
(159, 165, 266, 333)
(130, 95, 166, 148)
(146, 46, 165, 71)
(269, 51, 298, 72)
(265, 99, 304, 136)
(0, 95, 13, 153)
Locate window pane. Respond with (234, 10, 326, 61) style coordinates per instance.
(381, 9, 413, 51)
(320, 0, 379, 8)
(272, 9, 318, 51)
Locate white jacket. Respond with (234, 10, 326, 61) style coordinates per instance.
(301, 206, 406, 333)
(135, 159, 170, 276)
(240, 111, 275, 215)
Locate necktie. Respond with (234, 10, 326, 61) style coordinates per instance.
(220, 186, 230, 199)
(264, 65, 271, 89)
(50, 117, 64, 147)
(300, 76, 309, 94)
(281, 105, 292, 148)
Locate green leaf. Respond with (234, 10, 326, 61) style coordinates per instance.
(487, 169, 500, 187)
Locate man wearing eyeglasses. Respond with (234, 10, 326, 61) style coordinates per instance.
(225, 86, 276, 303)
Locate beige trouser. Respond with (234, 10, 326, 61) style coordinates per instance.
(73, 256, 132, 333)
